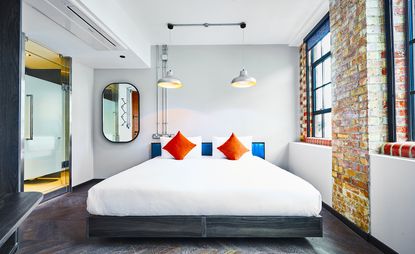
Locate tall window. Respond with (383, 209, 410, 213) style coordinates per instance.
(409, 0, 415, 140)
(306, 15, 332, 139)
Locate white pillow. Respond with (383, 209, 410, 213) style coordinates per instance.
(160, 136, 202, 159)
(212, 135, 252, 159)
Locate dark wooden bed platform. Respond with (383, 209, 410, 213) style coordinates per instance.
(88, 215, 322, 238)
(87, 142, 323, 238)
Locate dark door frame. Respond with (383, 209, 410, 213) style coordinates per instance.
(0, 0, 23, 253)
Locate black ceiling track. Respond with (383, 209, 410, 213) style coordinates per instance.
(167, 22, 246, 30)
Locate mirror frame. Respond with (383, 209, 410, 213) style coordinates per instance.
(102, 82, 140, 143)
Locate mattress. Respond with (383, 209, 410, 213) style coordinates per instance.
(87, 156, 322, 217)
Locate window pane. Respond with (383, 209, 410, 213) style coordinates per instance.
(312, 41, 322, 62)
(323, 113, 332, 139)
(411, 95, 415, 118)
(323, 57, 331, 84)
(322, 33, 331, 55)
(315, 88, 323, 111)
(314, 114, 322, 138)
(315, 63, 323, 87)
(308, 50, 312, 66)
(323, 84, 332, 109)
(413, 44, 415, 73)
(413, 4, 415, 39)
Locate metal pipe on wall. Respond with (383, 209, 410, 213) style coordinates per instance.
(155, 45, 160, 136)
(153, 45, 172, 139)
(161, 45, 166, 134)
(163, 45, 168, 135)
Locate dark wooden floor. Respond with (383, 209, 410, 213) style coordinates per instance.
(18, 181, 383, 254)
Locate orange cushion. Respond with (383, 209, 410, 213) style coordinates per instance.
(162, 131, 196, 160)
(217, 133, 249, 160)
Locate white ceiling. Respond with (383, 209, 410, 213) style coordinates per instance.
(23, 1, 149, 69)
(23, 0, 328, 69)
(119, 0, 329, 46)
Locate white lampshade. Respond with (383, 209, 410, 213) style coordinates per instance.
(231, 69, 256, 88)
(157, 70, 183, 89)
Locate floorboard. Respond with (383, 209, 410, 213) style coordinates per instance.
(18, 181, 383, 254)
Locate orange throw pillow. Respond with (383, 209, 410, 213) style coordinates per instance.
(217, 133, 249, 160)
(162, 131, 196, 160)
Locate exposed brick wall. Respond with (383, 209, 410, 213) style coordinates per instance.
(304, 137, 332, 146)
(299, 43, 309, 141)
(330, 0, 388, 232)
(392, 0, 409, 141)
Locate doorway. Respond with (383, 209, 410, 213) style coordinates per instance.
(23, 39, 71, 199)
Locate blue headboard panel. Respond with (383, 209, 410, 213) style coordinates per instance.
(151, 142, 265, 159)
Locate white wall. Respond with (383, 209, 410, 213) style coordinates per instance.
(71, 61, 94, 186)
(93, 45, 299, 178)
(370, 154, 415, 254)
(288, 142, 333, 206)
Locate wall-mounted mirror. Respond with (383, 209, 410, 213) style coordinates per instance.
(102, 83, 140, 142)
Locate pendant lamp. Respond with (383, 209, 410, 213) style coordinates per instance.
(231, 69, 256, 88)
(157, 70, 183, 88)
(231, 24, 256, 88)
(157, 25, 182, 89)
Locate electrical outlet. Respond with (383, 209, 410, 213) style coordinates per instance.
(152, 133, 174, 139)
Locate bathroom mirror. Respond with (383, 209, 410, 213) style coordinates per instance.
(102, 83, 140, 142)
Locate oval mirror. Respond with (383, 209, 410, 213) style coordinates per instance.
(102, 83, 140, 142)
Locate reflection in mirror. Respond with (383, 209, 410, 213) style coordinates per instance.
(102, 83, 140, 142)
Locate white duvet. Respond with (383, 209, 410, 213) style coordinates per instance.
(87, 156, 322, 217)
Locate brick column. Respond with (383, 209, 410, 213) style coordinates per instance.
(330, 0, 388, 232)
(299, 43, 309, 140)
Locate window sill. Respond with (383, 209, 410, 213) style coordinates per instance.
(380, 142, 415, 159)
(301, 137, 332, 147)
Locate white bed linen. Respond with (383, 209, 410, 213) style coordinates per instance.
(87, 156, 322, 217)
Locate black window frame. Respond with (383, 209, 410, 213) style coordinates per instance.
(408, 0, 415, 140)
(304, 13, 332, 139)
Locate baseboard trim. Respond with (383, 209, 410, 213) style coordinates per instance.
(322, 203, 369, 240)
(322, 202, 398, 254)
(72, 179, 102, 190)
(42, 186, 70, 202)
(368, 234, 398, 254)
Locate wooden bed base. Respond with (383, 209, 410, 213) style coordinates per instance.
(88, 215, 322, 238)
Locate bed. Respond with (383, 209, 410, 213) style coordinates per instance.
(87, 142, 322, 238)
